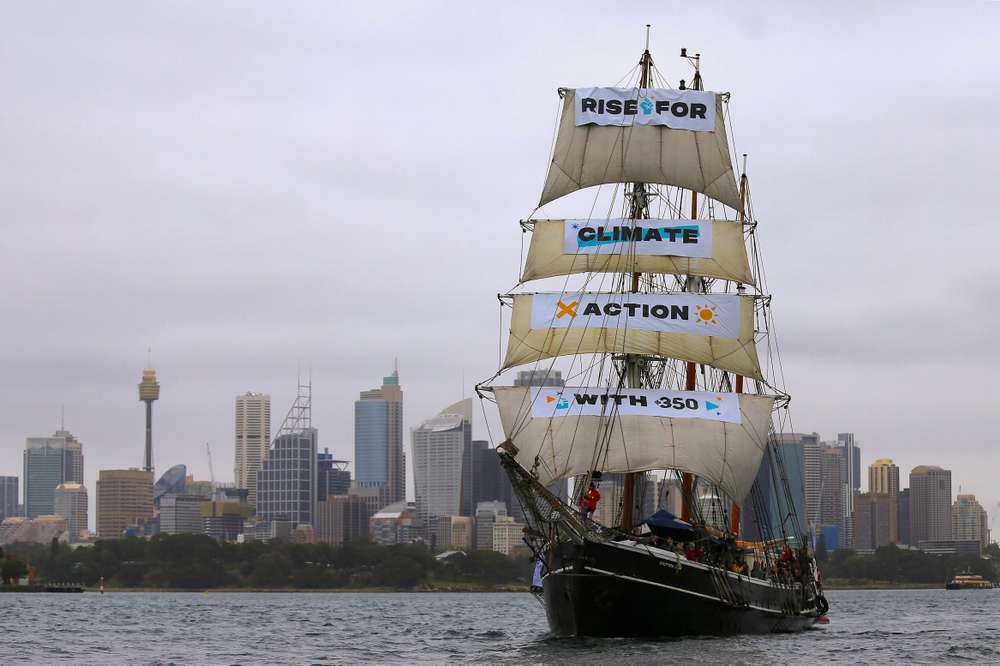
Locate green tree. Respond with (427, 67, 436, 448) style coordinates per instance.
(2, 558, 29, 584)
(251, 553, 291, 588)
(374, 555, 424, 588)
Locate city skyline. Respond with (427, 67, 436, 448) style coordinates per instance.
(3, 3, 1000, 532)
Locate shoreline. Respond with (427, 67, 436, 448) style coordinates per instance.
(823, 580, 942, 590)
(82, 584, 531, 594)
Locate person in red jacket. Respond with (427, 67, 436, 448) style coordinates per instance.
(579, 482, 601, 521)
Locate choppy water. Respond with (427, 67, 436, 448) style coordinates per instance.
(2, 589, 997, 664)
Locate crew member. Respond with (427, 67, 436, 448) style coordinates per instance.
(579, 482, 601, 521)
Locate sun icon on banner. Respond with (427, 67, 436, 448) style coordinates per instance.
(695, 304, 718, 326)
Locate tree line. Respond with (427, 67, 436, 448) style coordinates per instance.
(0, 535, 531, 590)
(817, 542, 999, 584)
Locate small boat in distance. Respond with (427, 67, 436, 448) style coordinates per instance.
(945, 571, 993, 590)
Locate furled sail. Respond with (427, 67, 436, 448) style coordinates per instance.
(492, 386, 774, 501)
(539, 88, 741, 209)
(503, 292, 762, 380)
(521, 219, 754, 284)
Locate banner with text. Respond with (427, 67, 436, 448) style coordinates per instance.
(574, 87, 716, 130)
(530, 292, 741, 339)
(530, 387, 743, 424)
(563, 219, 712, 257)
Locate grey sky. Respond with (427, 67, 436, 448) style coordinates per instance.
(3, 2, 999, 526)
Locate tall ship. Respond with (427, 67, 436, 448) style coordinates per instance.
(478, 31, 828, 637)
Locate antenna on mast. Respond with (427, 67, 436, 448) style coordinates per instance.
(645, 24, 651, 51)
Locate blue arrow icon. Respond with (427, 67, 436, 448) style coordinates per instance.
(706, 401, 719, 412)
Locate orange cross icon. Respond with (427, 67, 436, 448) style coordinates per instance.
(555, 300, 578, 319)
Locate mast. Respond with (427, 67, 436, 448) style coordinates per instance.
(680, 47, 703, 524)
(619, 27, 654, 532)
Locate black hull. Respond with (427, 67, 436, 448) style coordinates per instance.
(543, 539, 818, 637)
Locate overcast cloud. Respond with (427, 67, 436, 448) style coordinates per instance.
(3, 1, 999, 526)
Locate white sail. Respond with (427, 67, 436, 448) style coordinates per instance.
(539, 89, 741, 209)
(503, 292, 762, 380)
(522, 219, 754, 284)
(492, 386, 774, 502)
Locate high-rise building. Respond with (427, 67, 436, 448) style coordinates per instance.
(234, 392, 270, 512)
(474, 500, 507, 550)
(909, 466, 952, 545)
(54, 482, 88, 542)
(819, 444, 846, 541)
(153, 464, 188, 508)
(897, 488, 911, 545)
(317, 450, 351, 500)
(201, 499, 250, 542)
(256, 381, 317, 527)
(315, 494, 371, 545)
(354, 368, 404, 506)
(96, 469, 154, 538)
(138, 368, 160, 476)
(869, 459, 899, 496)
(758, 434, 816, 539)
(257, 430, 318, 526)
(160, 494, 206, 535)
(24, 431, 83, 518)
(0, 477, 18, 521)
(370, 501, 417, 545)
(469, 439, 525, 524)
(432, 515, 474, 550)
(853, 492, 897, 550)
(952, 494, 989, 547)
(492, 516, 526, 555)
(412, 399, 472, 526)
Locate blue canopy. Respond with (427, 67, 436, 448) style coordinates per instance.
(644, 510, 695, 539)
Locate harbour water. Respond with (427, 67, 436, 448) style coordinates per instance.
(2, 589, 997, 664)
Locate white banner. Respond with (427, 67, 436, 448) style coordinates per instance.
(529, 292, 741, 339)
(563, 219, 712, 257)
(529, 387, 743, 424)
(574, 87, 715, 130)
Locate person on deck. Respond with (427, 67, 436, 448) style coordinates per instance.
(579, 483, 601, 521)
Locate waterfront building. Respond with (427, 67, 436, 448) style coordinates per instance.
(370, 501, 418, 545)
(53, 482, 88, 542)
(138, 367, 160, 476)
(354, 368, 404, 506)
(23, 431, 83, 518)
(909, 466, 952, 544)
(160, 494, 206, 534)
(868, 459, 899, 496)
(234, 392, 270, 512)
(492, 516, 526, 555)
(768, 433, 817, 537)
(952, 494, 989, 547)
(432, 515, 474, 550)
(896, 488, 911, 545)
(474, 501, 507, 551)
(853, 493, 897, 550)
(412, 399, 472, 525)
(96, 469, 154, 538)
(0, 477, 18, 521)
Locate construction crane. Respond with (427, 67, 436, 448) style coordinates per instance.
(206, 442, 216, 501)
